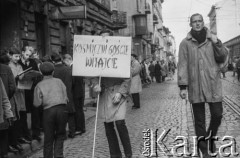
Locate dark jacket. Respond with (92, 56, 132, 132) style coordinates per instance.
(236, 59, 240, 69)
(92, 77, 130, 122)
(18, 58, 39, 112)
(0, 78, 13, 130)
(0, 64, 16, 99)
(154, 63, 161, 76)
(148, 64, 155, 73)
(54, 63, 75, 113)
(72, 76, 85, 99)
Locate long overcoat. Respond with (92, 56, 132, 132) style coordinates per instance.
(130, 60, 142, 94)
(178, 29, 228, 104)
(94, 77, 130, 122)
(9, 62, 26, 120)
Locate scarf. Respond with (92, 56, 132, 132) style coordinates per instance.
(190, 28, 207, 44)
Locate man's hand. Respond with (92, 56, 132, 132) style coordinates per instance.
(93, 84, 101, 93)
(179, 89, 187, 99)
(211, 34, 218, 44)
(112, 93, 122, 104)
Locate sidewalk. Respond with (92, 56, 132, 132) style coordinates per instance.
(8, 95, 96, 158)
(222, 71, 240, 85)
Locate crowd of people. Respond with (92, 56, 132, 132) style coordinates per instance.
(0, 46, 85, 158)
(140, 58, 176, 84)
(0, 42, 177, 158)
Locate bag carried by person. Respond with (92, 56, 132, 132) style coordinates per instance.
(212, 41, 229, 64)
(218, 47, 229, 73)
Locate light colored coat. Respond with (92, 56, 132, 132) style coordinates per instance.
(9, 62, 26, 118)
(178, 30, 228, 104)
(130, 59, 142, 94)
(96, 77, 130, 122)
(161, 63, 168, 77)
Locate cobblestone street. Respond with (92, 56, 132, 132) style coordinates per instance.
(29, 72, 240, 158)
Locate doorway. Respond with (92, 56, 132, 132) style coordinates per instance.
(0, 0, 20, 49)
(35, 12, 47, 57)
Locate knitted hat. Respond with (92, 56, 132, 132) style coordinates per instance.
(39, 62, 54, 75)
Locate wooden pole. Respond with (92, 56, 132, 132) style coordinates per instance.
(92, 76, 101, 158)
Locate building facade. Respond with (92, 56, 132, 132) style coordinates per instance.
(213, 0, 240, 42)
(113, 0, 153, 62)
(151, 0, 176, 63)
(152, 0, 164, 61)
(208, 0, 240, 62)
(0, 0, 127, 57)
(224, 35, 240, 62)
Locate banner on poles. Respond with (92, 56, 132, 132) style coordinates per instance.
(72, 35, 132, 78)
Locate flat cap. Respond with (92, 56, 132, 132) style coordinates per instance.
(40, 62, 54, 75)
(131, 54, 138, 58)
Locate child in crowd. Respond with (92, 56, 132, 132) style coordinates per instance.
(8, 47, 28, 152)
(33, 62, 68, 158)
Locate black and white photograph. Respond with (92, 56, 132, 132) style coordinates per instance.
(0, 0, 240, 158)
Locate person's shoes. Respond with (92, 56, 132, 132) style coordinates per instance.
(92, 103, 97, 107)
(201, 152, 212, 158)
(75, 131, 82, 135)
(18, 137, 31, 144)
(132, 106, 140, 109)
(32, 135, 42, 142)
(24, 136, 32, 141)
(75, 130, 86, 135)
(0, 154, 8, 158)
(68, 133, 75, 138)
(14, 144, 23, 152)
(8, 145, 19, 153)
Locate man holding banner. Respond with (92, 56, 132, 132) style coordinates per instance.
(93, 73, 132, 158)
(73, 30, 132, 158)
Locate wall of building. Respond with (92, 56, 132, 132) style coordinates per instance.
(115, 0, 152, 62)
(0, 0, 116, 57)
(224, 35, 240, 61)
(0, 0, 21, 50)
(216, 0, 240, 42)
(114, 0, 138, 36)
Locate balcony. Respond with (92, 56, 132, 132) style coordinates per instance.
(153, 0, 157, 3)
(153, 14, 158, 21)
(94, 0, 111, 10)
(145, 3, 151, 14)
(133, 14, 147, 36)
(111, 10, 127, 29)
(153, 14, 158, 24)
